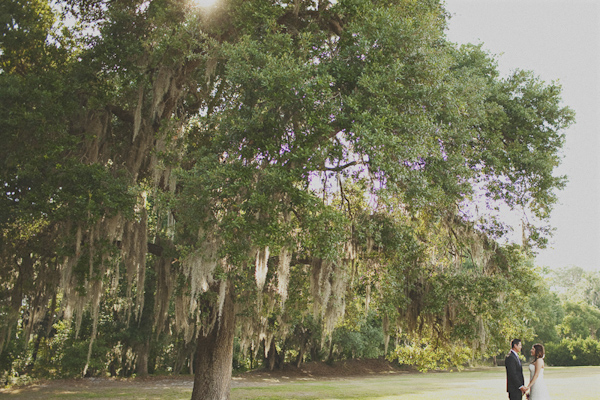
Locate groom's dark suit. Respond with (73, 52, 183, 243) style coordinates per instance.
(505, 350, 525, 400)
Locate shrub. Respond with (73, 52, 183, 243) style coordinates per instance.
(545, 338, 600, 366)
(331, 313, 385, 360)
(389, 338, 472, 372)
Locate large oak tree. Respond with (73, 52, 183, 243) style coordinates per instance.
(1, 0, 573, 398)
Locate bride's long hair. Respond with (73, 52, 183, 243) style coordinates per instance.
(533, 343, 545, 360)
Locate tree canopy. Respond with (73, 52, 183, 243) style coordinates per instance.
(1, 0, 574, 397)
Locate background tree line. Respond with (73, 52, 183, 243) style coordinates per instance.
(528, 266, 600, 367)
(1, 0, 577, 397)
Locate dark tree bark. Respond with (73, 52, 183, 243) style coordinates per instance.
(266, 339, 278, 371)
(135, 339, 150, 376)
(295, 344, 305, 368)
(135, 259, 158, 377)
(264, 339, 285, 371)
(191, 284, 236, 400)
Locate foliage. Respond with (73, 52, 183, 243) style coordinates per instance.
(557, 302, 600, 340)
(331, 312, 385, 360)
(527, 270, 564, 344)
(523, 268, 600, 366)
(390, 337, 472, 372)
(0, 0, 576, 394)
(545, 338, 600, 366)
(549, 267, 600, 308)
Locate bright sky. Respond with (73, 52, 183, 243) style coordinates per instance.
(443, 0, 600, 271)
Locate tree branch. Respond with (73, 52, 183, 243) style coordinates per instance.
(106, 105, 134, 124)
(321, 161, 359, 172)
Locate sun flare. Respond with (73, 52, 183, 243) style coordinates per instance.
(193, 0, 219, 8)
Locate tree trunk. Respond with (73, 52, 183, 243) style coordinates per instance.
(134, 261, 156, 377)
(135, 339, 150, 376)
(191, 283, 236, 400)
(267, 339, 277, 371)
(310, 344, 319, 362)
(327, 340, 334, 364)
(296, 343, 305, 368)
(276, 343, 285, 370)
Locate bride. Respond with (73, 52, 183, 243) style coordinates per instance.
(526, 343, 551, 400)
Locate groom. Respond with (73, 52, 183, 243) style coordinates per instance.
(505, 338, 526, 400)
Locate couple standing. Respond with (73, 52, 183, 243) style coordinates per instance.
(505, 339, 551, 400)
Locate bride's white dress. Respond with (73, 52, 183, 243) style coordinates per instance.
(528, 363, 551, 400)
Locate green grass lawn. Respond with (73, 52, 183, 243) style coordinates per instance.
(1, 366, 598, 399)
(231, 366, 600, 400)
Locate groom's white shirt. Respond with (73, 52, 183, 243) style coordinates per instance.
(510, 349, 520, 363)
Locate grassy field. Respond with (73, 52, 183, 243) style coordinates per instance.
(232, 366, 600, 400)
(1, 366, 599, 399)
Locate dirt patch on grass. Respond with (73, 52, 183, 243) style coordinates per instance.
(236, 358, 412, 382)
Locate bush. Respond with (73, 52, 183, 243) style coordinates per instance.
(59, 337, 111, 377)
(331, 313, 384, 360)
(545, 338, 600, 366)
(389, 338, 472, 372)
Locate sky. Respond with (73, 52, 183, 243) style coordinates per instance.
(443, 0, 600, 271)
